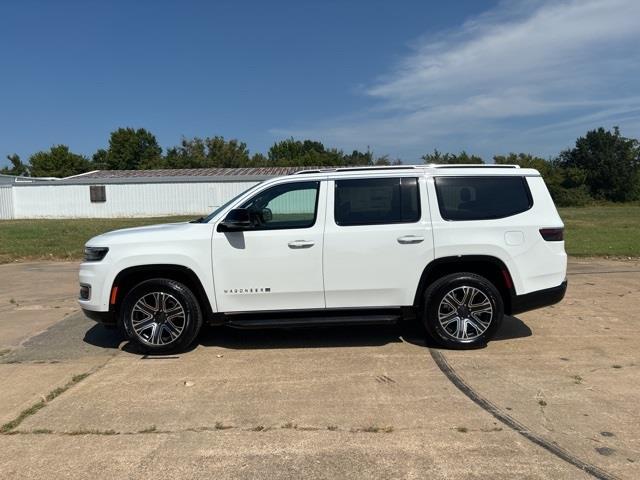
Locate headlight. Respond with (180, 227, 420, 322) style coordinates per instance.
(84, 246, 109, 262)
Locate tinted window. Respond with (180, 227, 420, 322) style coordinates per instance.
(241, 181, 319, 229)
(335, 177, 420, 226)
(434, 176, 532, 221)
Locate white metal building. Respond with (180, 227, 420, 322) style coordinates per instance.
(0, 168, 307, 220)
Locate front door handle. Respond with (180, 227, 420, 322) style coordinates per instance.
(288, 240, 315, 249)
(397, 235, 424, 244)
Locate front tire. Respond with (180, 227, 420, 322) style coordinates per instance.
(121, 278, 203, 354)
(422, 272, 503, 349)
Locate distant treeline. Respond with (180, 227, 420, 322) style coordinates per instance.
(2, 126, 639, 206)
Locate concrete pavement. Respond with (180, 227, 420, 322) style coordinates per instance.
(0, 259, 638, 479)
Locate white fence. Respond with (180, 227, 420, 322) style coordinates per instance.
(1, 181, 260, 219)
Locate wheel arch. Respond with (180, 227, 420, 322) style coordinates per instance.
(110, 264, 214, 320)
(414, 255, 515, 314)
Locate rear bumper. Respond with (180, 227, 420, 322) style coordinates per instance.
(81, 308, 117, 326)
(509, 280, 567, 315)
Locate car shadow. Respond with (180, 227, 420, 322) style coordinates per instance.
(199, 323, 407, 350)
(82, 324, 123, 349)
(81, 315, 532, 353)
(493, 315, 533, 341)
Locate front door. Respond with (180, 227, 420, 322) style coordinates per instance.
(323, 176, 434, 308)
(212, 179, 326, 312)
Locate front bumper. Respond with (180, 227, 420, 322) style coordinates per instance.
(509, 280, 567, 315)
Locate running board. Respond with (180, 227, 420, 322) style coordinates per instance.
(225, 313, 401, 329)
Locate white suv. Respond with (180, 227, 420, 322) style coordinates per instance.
(79, 165, 567, 353)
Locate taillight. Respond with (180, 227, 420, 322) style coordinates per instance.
(539, 228, 564, 241)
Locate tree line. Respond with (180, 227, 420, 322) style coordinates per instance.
(421, 127, 640, 205)
(0, 128, 399, 179)
(2, 126, 639, 206)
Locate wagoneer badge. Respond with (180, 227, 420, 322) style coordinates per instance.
(224, 288, 271, 294)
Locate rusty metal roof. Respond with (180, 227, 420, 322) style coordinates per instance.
(10, 167, 335, 186)
(71, 167, 319, 179)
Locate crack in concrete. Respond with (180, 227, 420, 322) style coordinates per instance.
(7, 424, 399, 436)
(0, 357, 114, 434)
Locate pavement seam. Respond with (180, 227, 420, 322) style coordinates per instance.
(429, 348, 620, 480)
(7, 424, 402, 436)
(0, 356, 113, 435)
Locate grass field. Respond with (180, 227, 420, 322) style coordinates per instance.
(0, 205, 638, 263)
(560, 204, 640, 257)
(0, 216, 192, 263)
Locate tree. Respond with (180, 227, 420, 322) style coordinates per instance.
(268, 138, 327, 166)
(102, 128, 162, 170)
(0, 154, 30, 176)
(494, 153, 558, 178)
(164, 136, 251, 168)
(557, 127, 640, 202)
(91, 149, 109, 170)
(204, 136, 251, 167)
(493, 152, 595, 206)
(372, 154, 403, 166)
(267, 139, 376, 167)
(29, 145, 89, 178)
(249, 152, 268, 167)
(422, 149, 484, 164)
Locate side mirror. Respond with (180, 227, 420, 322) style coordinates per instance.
(218, 208, 251, 231)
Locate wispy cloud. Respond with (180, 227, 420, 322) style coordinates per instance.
(273, 0, 640, 161)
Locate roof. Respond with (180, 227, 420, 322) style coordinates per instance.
(68, 167, 319, 179)
(0, 173, 59, 185)
(12, 167, 324, 186)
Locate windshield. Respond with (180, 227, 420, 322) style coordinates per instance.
(202, 182, 263, 223)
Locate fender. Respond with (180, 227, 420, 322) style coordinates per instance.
(111, 264, 215, 320)
(413, 255, 515, 312)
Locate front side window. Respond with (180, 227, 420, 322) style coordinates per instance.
(434, 176, 532, 221)
(241, 181, 319, 229)
(334, 177, 420, 226)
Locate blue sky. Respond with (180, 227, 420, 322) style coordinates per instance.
(1, 0, 639, 167)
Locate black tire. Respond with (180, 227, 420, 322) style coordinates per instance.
(120, 278, 203, 354)
(422, 272, 503, 349)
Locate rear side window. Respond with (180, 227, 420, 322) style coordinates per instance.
(335, 177, 420, 226)
(434, 176, 532, 221)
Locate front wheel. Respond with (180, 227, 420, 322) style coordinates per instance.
(422, 272, 503, 349)
(121, 278, 203, 354)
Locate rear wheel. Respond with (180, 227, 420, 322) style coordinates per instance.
(121, 278, 203, 354)
(422, 272, 503, 349)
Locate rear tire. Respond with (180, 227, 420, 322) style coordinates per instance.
(121, 278, 203, 354)
(422, 272, 503, 349)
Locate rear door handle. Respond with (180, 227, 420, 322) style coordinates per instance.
(288, 240, 315, 249)
(397, 235, 424, 244)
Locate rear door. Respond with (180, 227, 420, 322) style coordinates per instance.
(323, 175, 434, 308)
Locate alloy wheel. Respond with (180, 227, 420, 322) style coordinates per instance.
(130, 292, 186, 346)
(437, 286, 493, 341)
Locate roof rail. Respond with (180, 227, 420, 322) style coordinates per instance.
(293, 164, 520, 175)
(426, 164, 520, 169)
(293, 165, 425, 175)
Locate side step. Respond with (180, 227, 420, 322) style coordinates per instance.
(224, 312, 402, 329)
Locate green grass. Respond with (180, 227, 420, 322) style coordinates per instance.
(558, 204, 640, 257)
(0, 206, 638, 262)
(0, 216, 192, 263)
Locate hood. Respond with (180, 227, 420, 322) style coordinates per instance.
(86, 222, 210, 246)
